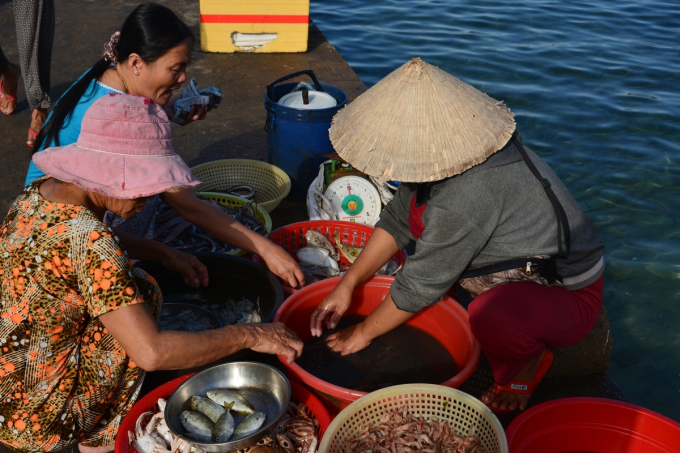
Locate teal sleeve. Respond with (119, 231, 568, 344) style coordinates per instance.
(25, 160, 46, 186)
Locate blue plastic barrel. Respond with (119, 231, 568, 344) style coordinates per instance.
(265, 71, 348, 201)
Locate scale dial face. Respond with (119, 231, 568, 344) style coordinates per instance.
(324, 176, 382, 225)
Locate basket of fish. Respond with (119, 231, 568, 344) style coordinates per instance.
(320, 384, 508, 453)
(116, 373, 330, 453)
(251, 221, 407, 287)
(191, 159, 292, 213)
(153, 193, 272, 257)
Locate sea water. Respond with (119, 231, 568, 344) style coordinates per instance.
(310, 0, 680, 420)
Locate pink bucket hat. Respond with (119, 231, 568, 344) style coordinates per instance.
(32, 94, 201, 199)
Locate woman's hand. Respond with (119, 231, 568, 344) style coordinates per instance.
(309, 227, 401, 337)
(111, 229, 207, 288)
(326, 323, 372, 355)
(162, 190, 304, 288)
(247, 323, 304, 364)
(180, 104, 208, 125)
(261, 243, 306, 288)
(164, 94, 208, 125)
(325, 292, 414, 357)
(160, 249, 209, 287)
(309, 284, 353, 337)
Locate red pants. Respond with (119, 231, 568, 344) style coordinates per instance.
(467, 276, 603, 385)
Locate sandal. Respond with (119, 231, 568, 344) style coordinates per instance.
(485, 349, 554, 414)
(27, 128, 39, 147)
(0, 77, 18, 115)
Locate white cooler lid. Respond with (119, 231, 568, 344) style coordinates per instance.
(278, 90, 338, 110)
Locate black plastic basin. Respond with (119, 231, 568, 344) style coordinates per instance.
(136, 252, 283, 324)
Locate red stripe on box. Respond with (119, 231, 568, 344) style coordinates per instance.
(200, 14, 309, 24)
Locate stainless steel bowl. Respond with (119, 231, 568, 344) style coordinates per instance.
(165, 362, 291, 452)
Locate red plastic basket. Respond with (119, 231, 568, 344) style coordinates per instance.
(505, 397, 680, 453)
(252, 220, 408, 287)
(114, 374, 332, 453)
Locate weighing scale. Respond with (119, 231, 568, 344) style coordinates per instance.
(321, 161, 382, 225)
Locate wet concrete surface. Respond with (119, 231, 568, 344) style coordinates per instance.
(1, 0, 627, 429)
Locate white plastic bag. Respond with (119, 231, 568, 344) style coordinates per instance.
(306, 161, 395, 225)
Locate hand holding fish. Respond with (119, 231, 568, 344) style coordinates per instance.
(261, 242, 306, 288)
(326, 292, 414, 357)
(326, 323, 372, 355)
(160, 248, 209, 287)
(247, 322, 304, 364)
(310, 227, 401, 337)
(309, 284, 353, 337)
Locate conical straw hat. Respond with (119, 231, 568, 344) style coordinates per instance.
(329, 58, 516, 182)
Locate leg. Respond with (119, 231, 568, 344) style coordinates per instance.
(469, 277, 603, 411)
(0, 44, 21, 115)
(13, 0, 54, 144)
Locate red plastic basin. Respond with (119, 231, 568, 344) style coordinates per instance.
(273, 276, 481, 414)
(114, 374, 332, 453)
(505, 397, 680, 453)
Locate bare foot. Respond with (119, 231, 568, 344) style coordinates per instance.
(0, 63, 21, 114)
(28, 107, 48, 146)
(481, 350, 546, 412)
(77, 443, 114, 453)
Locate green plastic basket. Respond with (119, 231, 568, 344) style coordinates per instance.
(197, 192, 273, 256)
(191, 159, 291, 213)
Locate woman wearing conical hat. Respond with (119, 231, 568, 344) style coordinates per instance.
(309, 59, 604, 414)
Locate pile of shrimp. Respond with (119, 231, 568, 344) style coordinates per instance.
(345, 405, 487, 453)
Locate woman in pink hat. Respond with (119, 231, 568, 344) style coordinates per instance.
(25, 3, 305, 289)
(0, 95, 303, 453)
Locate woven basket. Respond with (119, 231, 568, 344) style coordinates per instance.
(319, 384, 508, 453)
(191, 159, 291, 213)
(197, 192, 272, 256)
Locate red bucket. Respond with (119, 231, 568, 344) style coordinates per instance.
(114, 375, 332, 453)
(252, 220, 407, 288)
(273, 276, 481, 414)
(505, 397, 680, 453)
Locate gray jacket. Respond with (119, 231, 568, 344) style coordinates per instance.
(375, 136, 604, 313)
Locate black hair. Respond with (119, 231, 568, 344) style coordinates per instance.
(33, 3, 193, 152)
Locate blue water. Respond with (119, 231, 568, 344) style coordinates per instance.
(310, 0, 680, 421)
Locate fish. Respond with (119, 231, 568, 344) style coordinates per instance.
(334, 232, 362, 263)
(206, 388, 256, 414)
(190, 396, 227, 423)
(184, 432, 212, 442)
(297, 247, 340, 274)
(305, 230, 339, 261)
(180, 410, 214, 440)
(232, 411, 267, 440)
(198, 297, 261, 326)
(158, 308, 217, 332)
(153, 198, 268, 254)
(299, 263, 339, 278)
(212, 411, 236, 442)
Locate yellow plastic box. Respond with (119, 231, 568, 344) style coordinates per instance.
(199, 0, 309, 53)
